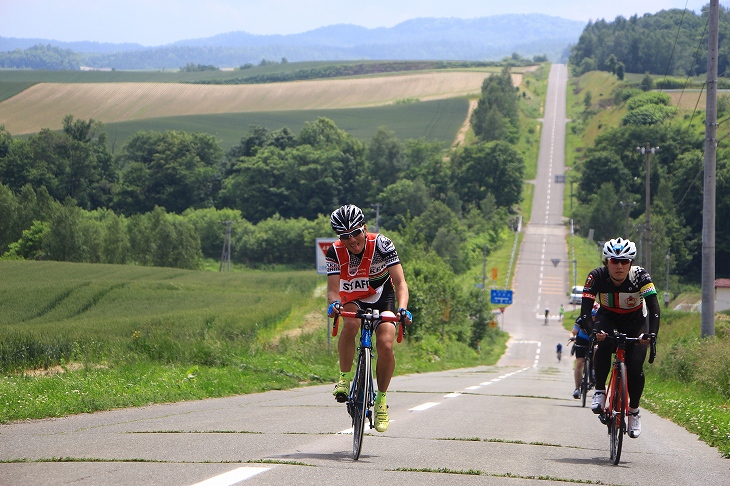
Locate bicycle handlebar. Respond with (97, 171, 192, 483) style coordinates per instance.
(592, 330, 657, 363)
(332, 309, 405, 342)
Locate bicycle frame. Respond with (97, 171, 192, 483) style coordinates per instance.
(332, 308, 403, 460)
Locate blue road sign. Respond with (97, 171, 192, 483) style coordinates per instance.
(490, 289, 513, 305)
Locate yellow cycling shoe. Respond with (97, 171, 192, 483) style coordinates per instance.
(332, 378, 349, 403)
(374, 399, 389, 432)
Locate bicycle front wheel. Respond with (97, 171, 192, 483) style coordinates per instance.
(351, 349, 371, 460)
(609, 364, 627, 465)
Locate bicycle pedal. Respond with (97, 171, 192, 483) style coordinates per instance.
(335, 393, 347, 403)
(598, 413, 608, 425)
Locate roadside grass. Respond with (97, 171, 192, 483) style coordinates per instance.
(643, 310, 730, 458)
(0, 260, 508, 423)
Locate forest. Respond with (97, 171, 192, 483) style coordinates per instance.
(569, 5, 730, 77)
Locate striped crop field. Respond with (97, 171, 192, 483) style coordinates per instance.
(0, 71, 522, 135)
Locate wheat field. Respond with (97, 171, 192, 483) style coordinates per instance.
(0, 71, 524, 135)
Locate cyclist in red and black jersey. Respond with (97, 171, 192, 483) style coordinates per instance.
(574, 237, 660, 439)
(326, 204, 411, 433)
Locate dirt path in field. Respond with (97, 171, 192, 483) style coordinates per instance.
(452, 98, 478, 147)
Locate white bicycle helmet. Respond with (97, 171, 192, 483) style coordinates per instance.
(602, 237, 637, 263)
(330, 204, 364, 234)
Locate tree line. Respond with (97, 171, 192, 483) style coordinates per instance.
(569, 6, 730, 77)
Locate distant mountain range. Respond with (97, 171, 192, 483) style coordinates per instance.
(0, 14, 586, 70)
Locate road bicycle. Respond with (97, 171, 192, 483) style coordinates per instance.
(332, 308, 404, 460)
(569, 335, 595, 407)
(595, 330, 656, 465)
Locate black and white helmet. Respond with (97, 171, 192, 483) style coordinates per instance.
(330, 204, 364, 234)
(602, 237, 637, 263)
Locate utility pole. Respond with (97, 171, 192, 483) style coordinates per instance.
(702, 0, 719, 337)
(219, 221, 232, 272)
(481, 245, 487, 291)
(371, 203, 381, 232)
(619, 200, 636, 238)
(665, 250, 671, 308)
(637, 143, 658, 274)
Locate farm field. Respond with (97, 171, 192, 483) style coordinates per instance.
(0, 260, 321, 365)
(102, 98, 470, 151)
(0, 71, 520, 135)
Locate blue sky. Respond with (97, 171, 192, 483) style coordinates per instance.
(0, 0, 723, 46)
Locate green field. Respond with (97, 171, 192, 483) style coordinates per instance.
(0, 261, 321, 355)
(102, 98, 469, 151)
(0, 260, 508, 422)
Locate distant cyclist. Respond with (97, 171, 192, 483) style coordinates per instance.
(570, 302, 598, 399)
(556, 342, 563, 361)
(326, 204, 412, 433)
(544, 307, 549, 325)
(575, 237, 660, 438)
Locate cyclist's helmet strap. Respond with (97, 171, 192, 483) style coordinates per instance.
(602, 237, 637, 263)
(330, 204, 365, 234)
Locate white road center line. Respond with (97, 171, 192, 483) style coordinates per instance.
(190, 467, 270, 486)
(410, 402, 440, 411)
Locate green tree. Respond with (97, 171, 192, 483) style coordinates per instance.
(470, 67, 519, 143)
(452, 141, 524, 211)
(182, 207, 246, 259)
(2, 221, 49, 260)
(583, 91, 593, 109)
(377, 179, 430, 230)
(43, 198, 88, 262)
(366, 126, 406, 187)
(115, 131, 223, 215)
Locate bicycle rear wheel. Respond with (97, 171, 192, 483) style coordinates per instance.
(351, 349, 371, 460)
(609, 364, 627, 465)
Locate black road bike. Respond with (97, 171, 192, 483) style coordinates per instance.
(333, 308, 404, 460)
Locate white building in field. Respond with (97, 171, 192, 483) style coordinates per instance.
(715, 278, 730, 312)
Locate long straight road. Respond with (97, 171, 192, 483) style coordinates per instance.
(1, 65, 727, 485)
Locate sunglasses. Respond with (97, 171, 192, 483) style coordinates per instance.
(339, 227, 365, 240)
(609, 258, 632, 265)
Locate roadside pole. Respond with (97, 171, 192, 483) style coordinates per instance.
(316, 238, 338, 351)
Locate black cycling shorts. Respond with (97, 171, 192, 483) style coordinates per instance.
(572, 336, 590, 359)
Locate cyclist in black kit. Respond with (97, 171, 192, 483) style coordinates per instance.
(573, 237, 660, 439)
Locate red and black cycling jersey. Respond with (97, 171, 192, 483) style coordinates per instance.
(326, 233, 401, 305)
(579, 265, 660, 335)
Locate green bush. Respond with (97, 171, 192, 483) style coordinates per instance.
(622, 104, 677, 125)
(626, 91, 672, 110)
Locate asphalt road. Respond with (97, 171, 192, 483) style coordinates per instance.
(1, 64, 727, 485)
